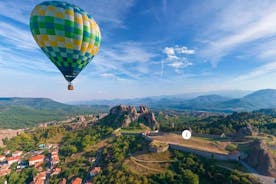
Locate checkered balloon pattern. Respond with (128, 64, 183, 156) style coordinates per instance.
(30, 1, 101, 82)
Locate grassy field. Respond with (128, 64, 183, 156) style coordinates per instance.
(124, 151, 173, 175)
(149, 133, 230, 154)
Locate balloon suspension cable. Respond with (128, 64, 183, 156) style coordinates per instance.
(68, 82, 74, 90)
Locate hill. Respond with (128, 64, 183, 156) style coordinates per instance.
(0, 98, 109, 129)
(76, 89, 276, 112)
(218, 89, 276, 111)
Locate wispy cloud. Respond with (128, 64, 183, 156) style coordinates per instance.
(102, 42, 156, 64)
(234, 61, 276, 81)
(0, 21, 37, 50)
(93, 41, 157, 80)
(0, 48, 58, 74)
(199, 1, 276, 66)
(0, 0, 135, 28)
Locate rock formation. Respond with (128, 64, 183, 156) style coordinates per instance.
(245, 140, 276, 176)
(235, 123, 256, 138)
(104, 105, 159, 130)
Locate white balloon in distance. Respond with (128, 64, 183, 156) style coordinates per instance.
(182, 130, 191, 140)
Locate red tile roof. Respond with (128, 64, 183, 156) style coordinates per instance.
(71, 177, 82, 184)
(6, 156, 20, 161)
(29, 155, 45, 162)
(90, 167, 101, 174)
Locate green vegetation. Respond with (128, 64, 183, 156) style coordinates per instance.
(0, 163, 38, 184)
(6, 167, 37, 184)
(157, 111, 276, 136)
(0, 98, 109, 129)
(59, 125, 113, 155)
(1, 106, 273, 184)
(93, 135, 258, 184)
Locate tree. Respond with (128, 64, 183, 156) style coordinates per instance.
(181, 169, 199, 184)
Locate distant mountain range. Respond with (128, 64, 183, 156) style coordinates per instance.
(0, 98, 108, 129)
(1, 89, 276, 128)
(73, 89, 276, 112)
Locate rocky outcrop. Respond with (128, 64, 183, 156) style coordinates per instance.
(139, 106, 149, 113)
(235, 123, 256, 138)
(0, 129, 23, 147)
(105, 105, 159, 130)
(138, 111, 159, 130)
(246, 140, 276, 176)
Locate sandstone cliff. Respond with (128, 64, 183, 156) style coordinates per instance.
(101, 105, 159, 130)
(246, 140, 276, 177)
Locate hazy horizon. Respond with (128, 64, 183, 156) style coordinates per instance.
(1, 0, 276, 102)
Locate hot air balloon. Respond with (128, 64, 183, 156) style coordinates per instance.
(30, 1, 101, 90)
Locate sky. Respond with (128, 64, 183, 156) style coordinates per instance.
(1, 0, 276, 102)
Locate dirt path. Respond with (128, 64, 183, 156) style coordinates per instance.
(130, 156, 176, 163)
(130, 157, 162, 172)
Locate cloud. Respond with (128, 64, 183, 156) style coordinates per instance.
(102, 42, 156, 64)
(0, 48, 58, 74)
(164, 46, 195, 56)
(100, 73, 116, 78)
(0, 0, 135, 28)
(162, 45, 194, 73)
(199, 1, 276, 66)
(0, 21, 37, 50)
(234, 61, 276, 81)
(92, 42, 157, 80)
(168, 61, 192, 69)
(164, 47, 175, 55)
(174, 46, 195, 55)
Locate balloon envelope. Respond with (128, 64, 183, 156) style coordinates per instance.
(30, 1, 101, 82)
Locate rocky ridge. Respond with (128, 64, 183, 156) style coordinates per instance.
(104, 105, 159, 130)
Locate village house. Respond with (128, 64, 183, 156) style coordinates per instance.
(29, 155, 45, 166)
(71, 177, 82, 184)
(17, 160, 28, 169)
(6, 156, 20, 165)
(4, 150, 10, 156)
(31, 171, 46, 184)
(0, 165, 10, 177)
(51, 150, 60, 165)
(12, 150, 23, 157)
(88, 157, 96, 163)
(89, 167, 101, 177)
(51, 167, 61, 175)
(58, 178, 67, 184)
(0, 155, 5, 162)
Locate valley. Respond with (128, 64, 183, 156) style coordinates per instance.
(0, 94, 276, 183)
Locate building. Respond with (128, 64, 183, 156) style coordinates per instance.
(4, 150, 10, 156)
(31, 171, 46, 184)
(76, 115, 86, 122)
(0, 165, 10, 177)
(58, 178, 67, 184)
(38, 144, 45, 149)
(51, 167, 61, 175)
(29, 155, 45, 166)
(89, 167, 101, 177)
(6, 156, 20, 165)
(71, 177, 82, 184)
(12, 151, 23, 157)
(0, 155, 5, 162)
(51, 150, 60, 165)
